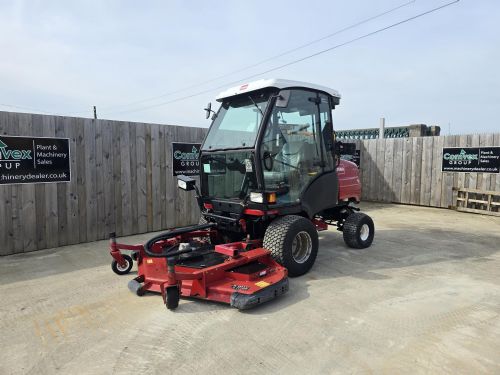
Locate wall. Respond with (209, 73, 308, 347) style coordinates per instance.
(354, 134, 500, 207)
(0, 111, 207, 255)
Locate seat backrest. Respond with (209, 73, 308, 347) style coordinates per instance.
(298, 141, 318, 169)
(281, 138, 303, 166)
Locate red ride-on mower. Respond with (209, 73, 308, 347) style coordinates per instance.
(109, 79, 374, 311)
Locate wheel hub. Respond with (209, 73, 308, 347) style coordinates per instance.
(292, 231, 312, 264)
(360, 224, 370, 241)
(116, 260, 129, 271)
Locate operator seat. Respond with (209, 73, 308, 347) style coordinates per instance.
(296, 142, 318, 174)
(282, 139, 319, 193)
(262, 131, 320, 202)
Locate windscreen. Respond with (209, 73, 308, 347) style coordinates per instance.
(202, 91, 272, 151)
(200, 151, 257, 200)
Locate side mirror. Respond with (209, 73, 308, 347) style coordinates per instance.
(204, 102, 212, 120)
(275, 90, 291, 108)
(177, 175, 196, 191)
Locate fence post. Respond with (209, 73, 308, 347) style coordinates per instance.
(379, 118, 385, 139)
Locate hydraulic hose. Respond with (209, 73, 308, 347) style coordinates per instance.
(144, 223, 215, 258)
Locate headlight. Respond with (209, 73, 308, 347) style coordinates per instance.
(177, 175, 196, 191)
(250, 192, 264, 203)
(250, 192, 277, 204)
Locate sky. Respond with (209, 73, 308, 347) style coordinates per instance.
(0, 0, 499, 134)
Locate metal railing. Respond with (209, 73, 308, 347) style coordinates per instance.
(336, 127, 410, 140)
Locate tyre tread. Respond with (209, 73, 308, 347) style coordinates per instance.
(343, 212, 374, 248)
(263, 215, 318, 276)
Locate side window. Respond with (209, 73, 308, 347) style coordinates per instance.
(261, 89, 327, 203)
(318, 94, 334, 170)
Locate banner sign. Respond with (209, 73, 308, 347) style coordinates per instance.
(0, 135, 71, 185)
(442, 147, 500, 173)
(172, 142, 201, 176)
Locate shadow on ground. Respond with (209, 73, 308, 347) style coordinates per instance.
(243, 227, 500, 315)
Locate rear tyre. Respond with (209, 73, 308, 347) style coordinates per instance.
(343, 212, 374, 249)
(263, 215, 318, 277)
(111, 254, 133, 275)
(166, 286, 180, 310)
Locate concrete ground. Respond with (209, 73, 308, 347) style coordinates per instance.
(0, 203, 499, 375)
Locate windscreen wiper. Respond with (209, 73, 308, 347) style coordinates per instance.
(248, 96, 263, 116)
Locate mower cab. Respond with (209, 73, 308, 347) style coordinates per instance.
(198, 79, 341, 219)
(194, 80, 373, 267)
(109, 79, 374, 311)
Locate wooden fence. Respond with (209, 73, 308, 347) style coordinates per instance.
(0, 111, 207, 255)
(353, 134, 500, 207)
(1, 109, 498, 256)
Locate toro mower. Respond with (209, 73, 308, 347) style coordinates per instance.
(109, 79, 374, 311)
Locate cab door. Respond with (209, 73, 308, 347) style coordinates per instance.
(259, 89, 338, 215)
(300, 91, 339, 216)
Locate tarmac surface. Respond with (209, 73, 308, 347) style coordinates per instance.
(0, 203, 499, 374)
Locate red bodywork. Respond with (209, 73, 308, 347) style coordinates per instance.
(108, 160, 361, 309)
(337, 159, 361, 202)
(109, 230, 288, 309)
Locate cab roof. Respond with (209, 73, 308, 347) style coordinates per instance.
(215, 78, 341, 102)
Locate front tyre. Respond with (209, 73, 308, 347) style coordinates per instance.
(343, 212, 375, 248)
(111, 254, 133, 275)
(263, 215, 319, 277)
(166, 286, 180, 310)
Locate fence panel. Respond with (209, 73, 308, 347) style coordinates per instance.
(1, 109, 498, 255)
(355, 134, 499, 208)
(0, 111, 207, 255)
